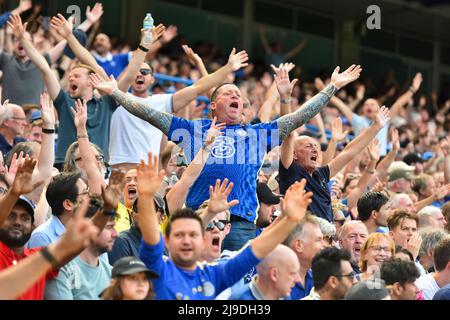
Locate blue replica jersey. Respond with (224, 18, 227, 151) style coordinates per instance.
(139, 234, 261, 300)
(168, 118, 280, 222)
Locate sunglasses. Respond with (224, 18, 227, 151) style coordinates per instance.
(139, 68, 152, 76)
(205, 220, 228, 231)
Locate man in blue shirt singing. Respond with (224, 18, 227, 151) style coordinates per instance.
(135, 154, 313, 300)
(90, 55, 362, 250)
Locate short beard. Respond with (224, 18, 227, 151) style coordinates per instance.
(0, 229, 31, 248)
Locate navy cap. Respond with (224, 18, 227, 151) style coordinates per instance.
(15, 196, 35, 223)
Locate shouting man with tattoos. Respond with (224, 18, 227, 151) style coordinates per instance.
(90, 63, 362, 251)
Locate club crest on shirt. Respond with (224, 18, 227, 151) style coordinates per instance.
(211, 136, 235, 158)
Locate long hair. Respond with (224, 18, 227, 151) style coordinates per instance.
(101, 275, 155, 300)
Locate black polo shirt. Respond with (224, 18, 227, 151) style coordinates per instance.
(279, 161, 333, 222)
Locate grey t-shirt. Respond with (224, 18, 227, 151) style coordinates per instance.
(0, 52, 51, 105)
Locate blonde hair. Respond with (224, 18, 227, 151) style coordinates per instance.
(359, 233, 395, 272)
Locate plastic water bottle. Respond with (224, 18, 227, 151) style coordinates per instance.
(168, 172, 179, 186)
(143, 13, 154, 45)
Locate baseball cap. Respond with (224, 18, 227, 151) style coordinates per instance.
(29, 110, 42, 123)
(15, 196, 35, 223)
(403, 153, 423, 165)
(345, 279, 390, 300)
(433, 284, 450, 300)
(111, 257, 158, 279)
(422, 152, 434, 161)
(388, 161, 415, 174)
(132, 194, 166, 214)
(388, 169, 413, 182)
(257, 183, 280, 205)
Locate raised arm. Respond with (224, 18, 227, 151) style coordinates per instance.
(328, 106, 390, 178)
(199, 178, 239, 227)
(136, 153, 166, 246)
(172, 48, 248, 113)
(71, 99, 104, 195)
(0, 157, 42, 225)
(315, 77, 355, 123)
(7, 14, 60, 100)
(117, 24, 165, 92)
(285, 36, 308, 60)
(321, 117, 349, 166)
(390, 73, 422, 118)
(89, 74, 174, 136)
(280, 132, 295, 170)
(77, 3, 104, 33)
(258, 26, 272, 55)
(273, 63, 298, 116)
(50, 14, 108, 80)
(251, 179, 312, 258)
(277, 65, 362, 141)
(182, 44, 209, 79)
(166, 118, 225, 214)
(31, 93, 55, 184)
(371, 128, 399, 184)
(346, 140, 380, 209)
(440, 137, 450, 184)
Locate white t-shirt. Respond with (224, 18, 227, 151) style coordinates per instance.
(109, 93, 173, 165)
(416, 273, 440, 300)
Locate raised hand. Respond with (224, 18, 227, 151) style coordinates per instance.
(140, 24, 165, 48)
(270, 62, 296, 75)
(356, 84, 366, 100)
(367, 139, 381, 162)
(86, 3, 104, 24)
(4, 152, 24, 187)
(330, 117, 349, 142)
(7, 14, 28, 40)
(435, 183, 450, 200)
(101, 169, 126, 211)
(281, 179, 313, 223)
(411, 72, 423, 93)
(18, 0, 32, 13)
(227, 48, 249, 72)
(70, 99, 88, 130)
(204, 117, 225, 147)
(330, 64, 362, 90)
(374, 105, 390, 128)
(207, 178, 239, 215)
(136, 153, 166, 196)
(391, 128, 400, 152)
(11, 156, 43, 196)
(0, 99, 9, 114)
(314, 77, 325, 91)
(40, 92, 55, 129)
(405, 233, 422, 260)
(273, 66, 298, 100)
(182, 44, 203, 66)
(50, 14, 73, 39)
(89, 74, 118, 96)
(161, 25, 178, 44)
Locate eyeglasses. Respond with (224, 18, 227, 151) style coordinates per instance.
(370, 245, 391, 253)
(334, 271, 355, 279)
(139, 68, 152, 76)
(205, 220, 228, 231)
(75, 155, 104, 162)
(0, 186, 8, 194)
(77, 189, 90, 197)
(9, 117, 27, 122)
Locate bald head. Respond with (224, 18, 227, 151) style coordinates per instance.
(257, 244, 299, 276)
(293, 135, 321, 173)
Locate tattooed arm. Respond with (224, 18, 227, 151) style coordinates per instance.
(89, 74, 174, 135)
(277, 65, 362, 141)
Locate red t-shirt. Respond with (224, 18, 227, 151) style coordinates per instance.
(0, 241, 59, 300)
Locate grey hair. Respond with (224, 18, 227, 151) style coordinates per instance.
(315, 216, 336, 238)
(337, 220, 367, 241)
(0, 105, 14, 126)
(283, 214, 318, 247)
(419, 228, 449, 258)
(418, 206, 442, 229)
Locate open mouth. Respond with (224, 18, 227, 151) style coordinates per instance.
(127, 187, 137, 198)
(70, 84, 78, 91)
(354, 247, 361, 254)
(135, 78, 145, 85)
(230, 102, 239, 109)
(310, 155, 318, 162)
(212, 236, 220, 247)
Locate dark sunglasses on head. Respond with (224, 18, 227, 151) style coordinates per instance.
(205, 220, 228, 231)
(139, 68, 152, 76)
